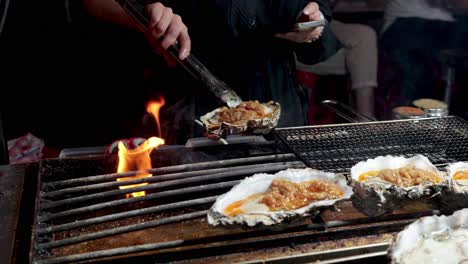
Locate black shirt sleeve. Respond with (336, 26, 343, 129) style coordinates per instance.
(224, 0, 335, 36)
(171, 0, 310, 37)
(226, 0, 307, 35)
(170, 0, 341, 64)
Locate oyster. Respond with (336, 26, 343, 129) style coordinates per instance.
(438, 162, 468, 213)
(199, 100, 280, 140)
(349, 155, 445, 217)
(447, 162, 468, 190)
(388, 208, 468, 264)
(207, 168, 353, 226)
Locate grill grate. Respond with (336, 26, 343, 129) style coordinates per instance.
(31, 152, 306, 263)
(275, 117, 468, 172)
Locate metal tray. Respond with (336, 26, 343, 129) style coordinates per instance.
(274, 116, 468, 172)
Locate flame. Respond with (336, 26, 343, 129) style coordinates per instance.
(116, 97, 166, 198)
(146, 97, 165, 137)
(116, 137, 165, 198)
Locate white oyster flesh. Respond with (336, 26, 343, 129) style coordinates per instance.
(350, 155, 442, 189)
(389, 208, 468, 264)
(439, 162, 468, 213)
(447, 162, 468, 189)
(207, 168, 353, 227)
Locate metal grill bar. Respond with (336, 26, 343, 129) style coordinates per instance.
(37, 210, 207, 250)
(39, 181, 238, 222)
(243, 243, 389, 264)
(44, 154, 295, 189)
(37, 196, 218, 235)
(41, 162, 300, 210)
(34, 240, 185, 264)
(35, 214, 416, 264)
(275, 117, 468, 171)
(42, 161, 298, 199)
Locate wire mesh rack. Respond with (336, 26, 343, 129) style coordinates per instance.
(275, 116, 468, 172)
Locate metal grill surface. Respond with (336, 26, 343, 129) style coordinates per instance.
(275, 117, 468, 172)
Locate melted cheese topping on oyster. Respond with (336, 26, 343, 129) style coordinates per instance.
(224, 179, 343, 217)
(454, 170, 468, 186)
(218, 100, 272, 125)
(400, 227, 468, 264)
(358, 165, 442, 187)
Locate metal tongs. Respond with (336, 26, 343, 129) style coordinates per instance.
(115, 0, 243, 108)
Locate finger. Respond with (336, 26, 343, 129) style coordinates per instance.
(274, 32, 292, 40)
(160, 16, 183, 50)
(306, 27, 323, 42)
(314, 26, 324, 36)
(307, 11, 322, 21)
(147, 2, 164, 27)
(275, 32, 304, 43)
(302, 2, 319, 16)
(144, 29, 164, 54)
(151, 7, 173, 39)
(178, 28, 191, 60)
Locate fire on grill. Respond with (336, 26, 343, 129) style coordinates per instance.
(26, 116, 468, 264)
(116, 98, 165, 198)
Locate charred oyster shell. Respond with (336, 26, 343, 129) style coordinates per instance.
(207, 168, 353, 227)
(438, 162, 468, 213)
(199, 101, 280, 140)
(388, 208, 468, 264)
(349, 155, 445, 217)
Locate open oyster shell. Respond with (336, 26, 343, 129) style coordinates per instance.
(438, 162, 468, 213)
(199, 101, 281, 140)
(388, 208, 468, 264)
(349, 155, 445, 217)
(207, 168, 353, 227)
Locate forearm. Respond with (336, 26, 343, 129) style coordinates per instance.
(83, 0, 141, 31)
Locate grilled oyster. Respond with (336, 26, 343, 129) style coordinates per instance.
(349, 155, 445, 217)
(438, 162, 468, 213)
(388, 208, 468, 264)
(207, 168, 353, 226)
(199, 100, 280, 140)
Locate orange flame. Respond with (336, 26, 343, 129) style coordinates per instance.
(116, 96, 166, 198)
(146, 97, 165, 137)
(116, 137, 165, 198)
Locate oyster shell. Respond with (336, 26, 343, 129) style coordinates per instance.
(199, 101, 280, 140)
(388, 208, 468, 264)
(349, 155, 445, 217)
(438, 162, 468, 213)
(447, 162, 468, 191)
(207, 168, 353, 227)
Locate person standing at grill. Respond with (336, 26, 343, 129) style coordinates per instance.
(80, 0, 341, 144)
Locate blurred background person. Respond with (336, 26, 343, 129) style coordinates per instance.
(380, 0, 468, 104)
(296, 0, 378, 118)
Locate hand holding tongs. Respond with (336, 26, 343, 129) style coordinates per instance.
(115, 0, 243, 108)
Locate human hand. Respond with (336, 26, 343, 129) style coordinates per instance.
(145, 2, 191, 60)
(274, 2, 324, 43)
